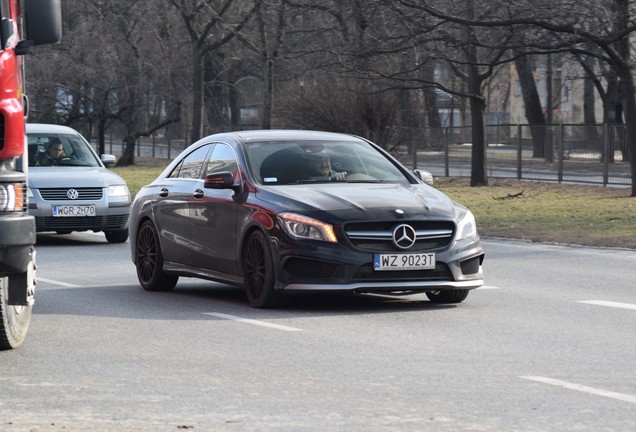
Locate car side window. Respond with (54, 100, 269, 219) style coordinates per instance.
(205, 143, 238, 177)
(167, 144, 211, 179)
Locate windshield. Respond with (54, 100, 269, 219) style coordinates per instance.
(27, 132, 101, 167)
(246, 140, 411, 185)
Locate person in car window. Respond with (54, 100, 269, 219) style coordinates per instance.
(304, 151, 347, 181)
(37, 138, 66, 165)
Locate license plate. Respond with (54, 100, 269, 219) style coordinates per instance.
(52, 205, 96, 217)
(374, 252, 436, 271)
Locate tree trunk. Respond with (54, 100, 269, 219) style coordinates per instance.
(583, 68, 596, 124)
(261, 58, 273, 129)
(118, 134, 136, 166)
(619, 71, 636, 196)
(421, 63, 441, 128)
(468, 65, 487, 186)
(98, 118, 106, 156)
(515, 55, 546, 159)
(191, 45, 204, 142)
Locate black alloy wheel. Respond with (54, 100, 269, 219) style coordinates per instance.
(136, 221, 178, 291)
(243, 230, 288, 308)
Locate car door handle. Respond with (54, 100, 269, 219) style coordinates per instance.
(159, 188, 169, 197)
(193, 189, 204, 199)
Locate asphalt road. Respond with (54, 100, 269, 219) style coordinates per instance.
(1, 233, 635, 431)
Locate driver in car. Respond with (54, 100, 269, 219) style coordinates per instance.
(303, 149, 347, 181)
(37, 138, 67, 165)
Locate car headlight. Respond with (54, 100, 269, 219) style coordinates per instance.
(108, 184, 130, 199)
(279, 212, 337, 243)
(455, 208, 478, 241)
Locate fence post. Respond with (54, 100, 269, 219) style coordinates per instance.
(444, 127, 450, 177)
(557, 123, 564, 183)
(517, 124, 522, 180)
(412, 132, 417, 170)
(603, 123, 609, 185)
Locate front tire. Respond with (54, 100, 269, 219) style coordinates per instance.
(426, 289, 469, 304)
(105, 229, 129, 243)
(135, 221, 178, 291)
(243, 230, 288, 308)
(0, 276, 32, 350)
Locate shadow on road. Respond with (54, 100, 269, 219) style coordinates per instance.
(33, 279, 460, 322)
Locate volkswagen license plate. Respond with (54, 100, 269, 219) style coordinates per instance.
(374, 252, 436, 271)
(52, 205, 96, 217)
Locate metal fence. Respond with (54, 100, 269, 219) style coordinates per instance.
(398, 124, 632, 187)
(98, 124, 632, 187)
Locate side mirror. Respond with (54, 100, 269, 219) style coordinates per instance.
(24, 0, 62, 45)
(414, 169, 434, 186)
(204, 172, 235, 189)
(101, 154, 117, 166)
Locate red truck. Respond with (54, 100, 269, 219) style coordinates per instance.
(0, 0, 61, 349)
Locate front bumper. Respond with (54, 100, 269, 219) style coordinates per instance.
(29, 201, 129, 232)
(272, 235, 485, 294)
(284, 278, 483, 293)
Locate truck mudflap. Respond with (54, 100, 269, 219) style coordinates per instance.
(0, 214, 36, 305)
(8, 249, 36, 306)
(0, 214, 36, 273)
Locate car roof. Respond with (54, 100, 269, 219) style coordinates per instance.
(26, 123, 81, 134)
(211, 129, 364, 144)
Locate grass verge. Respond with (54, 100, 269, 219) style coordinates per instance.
(436, 177, 636, 249)
(113, 158, 636, 249)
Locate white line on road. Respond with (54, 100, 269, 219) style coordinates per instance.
(520, 376, 636, 405)
(576, 300, 636, 311)
(37, 277, 81, 288)
(202, 312, 302, 332)
(479, 285, 501, 290)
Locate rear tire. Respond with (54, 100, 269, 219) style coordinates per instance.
(243, 230, 288, 308)
(105, 229, 129, 243)
(135, 221, 178, 291)
(426, 289, 469, 304)
(0, 276, 32, 350)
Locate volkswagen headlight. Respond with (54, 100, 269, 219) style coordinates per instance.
(108, 184, 130, 200)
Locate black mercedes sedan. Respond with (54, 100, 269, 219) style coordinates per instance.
(129, 130, 484, 308)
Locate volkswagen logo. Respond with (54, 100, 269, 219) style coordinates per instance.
(392, 224, 416, 250)
(66, 189, 79, 200)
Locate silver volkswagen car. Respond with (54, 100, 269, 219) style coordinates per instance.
(26, 123, 131, 243)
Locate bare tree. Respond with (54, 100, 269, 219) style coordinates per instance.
(27, 0, 182, 165)
(169, 0, 259, 142)
(401, 0, 636, 194)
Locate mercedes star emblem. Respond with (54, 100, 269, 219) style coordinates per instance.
(392, 224, 416, 249)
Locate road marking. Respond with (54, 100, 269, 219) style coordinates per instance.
(520, 376, 636, 405)
(202, 312, 302, 332)
(479, 285, 501, 290)
(576, 300, 636, 311)
(37, 277, 81, 288)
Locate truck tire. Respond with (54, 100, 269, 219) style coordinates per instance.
(0, 276, 32, 350)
